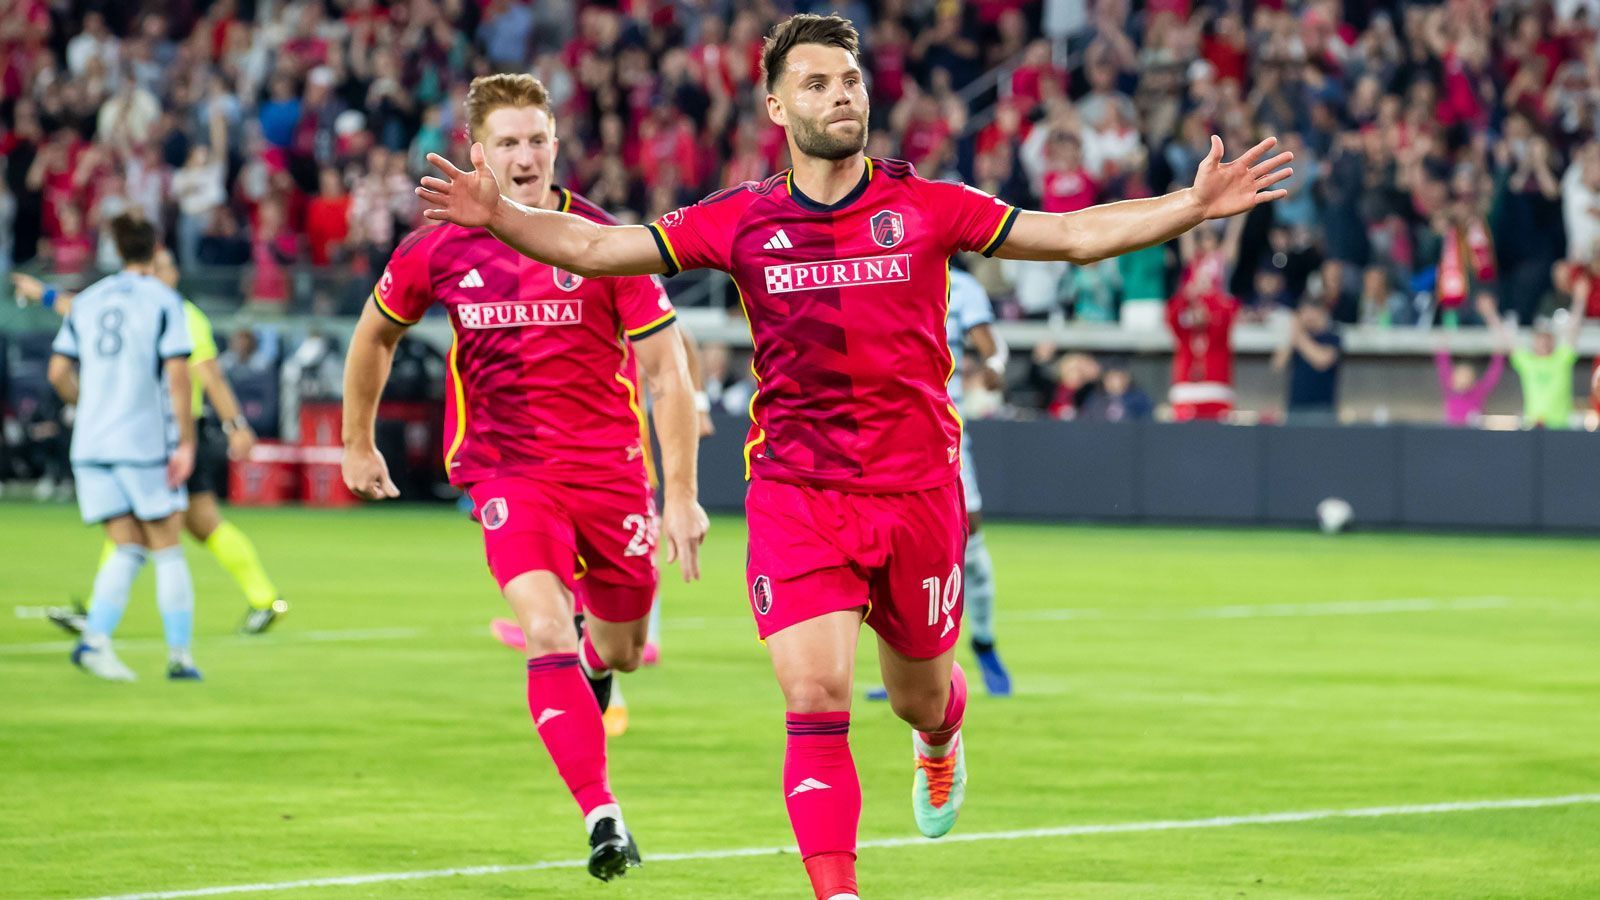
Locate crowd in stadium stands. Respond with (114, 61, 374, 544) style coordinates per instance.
(1, 0, 1598, 459)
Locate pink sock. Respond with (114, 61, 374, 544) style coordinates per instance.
(783, 712, 859, 899)
(579, 632, 608, 676)
(916, 662, 968, 748)
(526, 652, 615, 816)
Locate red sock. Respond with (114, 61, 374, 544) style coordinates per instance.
(526, 652, 615, 816)
(579, 632, 608, 676)
(916, 662, 968, 748)
(784, 712, 859, 900)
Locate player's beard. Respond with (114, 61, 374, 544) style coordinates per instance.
(793, 111, 868, 162)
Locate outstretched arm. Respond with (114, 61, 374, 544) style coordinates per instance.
(996, 136, 1292, 265)
(416, 143, 665, 278)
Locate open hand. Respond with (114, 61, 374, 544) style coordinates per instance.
(1191, 135, 1294, 220)
(416, 143, 502, 228)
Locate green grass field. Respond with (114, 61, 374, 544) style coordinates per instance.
(2, 501, 1598, 899)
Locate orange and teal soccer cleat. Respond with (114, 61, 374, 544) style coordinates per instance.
(912, 731, 966, 838)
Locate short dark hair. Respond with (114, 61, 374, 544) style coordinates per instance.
(110, 213, 158, 264)
(761, 14, 860, 94)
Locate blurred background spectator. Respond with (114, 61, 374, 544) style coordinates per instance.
(1274, 299, 1343, 424)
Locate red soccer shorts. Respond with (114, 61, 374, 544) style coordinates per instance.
(467, 474, 659, 623)
(745, 478, 968, 659)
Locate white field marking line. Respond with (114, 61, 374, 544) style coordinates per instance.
(77, 793, 1600, 900)
(0, 627, 426, 656)
(1006, 596, 1518, 623)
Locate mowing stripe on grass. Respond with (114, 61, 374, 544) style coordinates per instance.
(79, 792, 1600, 900)
(5, 597, 1564, 657)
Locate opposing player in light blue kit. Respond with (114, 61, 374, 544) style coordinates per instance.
(47, 214, 202, 682)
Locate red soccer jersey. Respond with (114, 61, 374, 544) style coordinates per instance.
(648, 157, 1017, 493)
(374, 187, 676, 488)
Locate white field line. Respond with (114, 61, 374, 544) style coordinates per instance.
(77, 792, 1600, 900)
(2, 597, 1579, 656)
(1006, 596, 1518, 622)
(0, 627, 426, 656)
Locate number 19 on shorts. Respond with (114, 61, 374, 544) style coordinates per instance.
(922, 564, 962, 628)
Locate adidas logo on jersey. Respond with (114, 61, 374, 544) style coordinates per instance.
(458, 268, 486, 289)
(535, 708, 565, 726)
(787, 777, 832, 797)
(762, 229, 795, 251)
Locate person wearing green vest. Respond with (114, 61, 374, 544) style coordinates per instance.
(13, 250, 289, 633)
(1510, 276, 1589, 429)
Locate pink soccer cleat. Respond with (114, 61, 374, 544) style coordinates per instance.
(641, 642, 660, 666)
(491, 618, 526, 652)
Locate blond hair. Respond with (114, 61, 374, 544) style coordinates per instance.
(465, 74, 555, 142)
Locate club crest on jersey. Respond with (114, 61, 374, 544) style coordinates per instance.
(482, 498, 509, 530)
(870, 210, 905, 248)
(457, 300, 582, 329)
(553, 269, 583, 292)
(752, 575, 773, 615)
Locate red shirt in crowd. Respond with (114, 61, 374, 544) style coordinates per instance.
(305, 194, 351, 266)
(1040, 167, 1099, 214)
(1166, 286, 1239, 419)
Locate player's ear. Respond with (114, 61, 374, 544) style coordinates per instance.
(766, 93, 786, 128)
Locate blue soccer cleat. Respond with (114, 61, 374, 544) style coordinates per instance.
(865, 686, 889, 701)
(973, 641, 1012, 697)
(167, 652, 203, 681)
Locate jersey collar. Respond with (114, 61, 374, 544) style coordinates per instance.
(786, 157, 874, 214)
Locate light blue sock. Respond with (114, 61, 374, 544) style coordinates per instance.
(85, 545, 148, 640)
(647, 597, 662, 645)
(152, 546, 195, 653)
(965, 531, 997, 646)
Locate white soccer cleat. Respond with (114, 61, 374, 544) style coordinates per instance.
(72, 640, 137, 682)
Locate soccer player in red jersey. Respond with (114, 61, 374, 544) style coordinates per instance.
(416, 17, 1290, 898)
(340, 74, 709, 882)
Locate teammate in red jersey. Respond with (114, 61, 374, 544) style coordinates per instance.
(417, 16, 1290, 898)
(340, 74, 708, 882)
